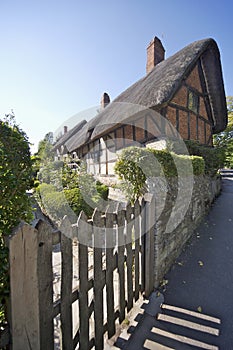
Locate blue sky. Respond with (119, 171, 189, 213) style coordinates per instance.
(0, 0, 232, 152)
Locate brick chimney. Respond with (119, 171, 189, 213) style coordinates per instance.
(101, 92, 110, 108)
(64, 125, 68, 134)
(146, 37, 165, 74)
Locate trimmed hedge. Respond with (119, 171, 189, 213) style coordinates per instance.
(114, 146, 204, 201)
(170, 140, 224, 177)
(37, 183, 70, 221)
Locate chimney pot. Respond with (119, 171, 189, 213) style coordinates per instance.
(101, 92, 110, 108)
(146, 36, 165, 74)
(64, 125, 68, 134)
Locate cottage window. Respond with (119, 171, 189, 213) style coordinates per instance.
(188, 90, 199, 114)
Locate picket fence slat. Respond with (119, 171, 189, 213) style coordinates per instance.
(126, 204, 134, 312)
(144, 196, 156, 297)
(78, 211, 90, 350)
(134, 200, 141, 301)
(60, 216, 73, 350)
(93, 210, 105, 350)
(106, 207, 116, 339)
(117, 204, 126, 323)
(140, 198, 146, 293)
(36, 220, 54, 349)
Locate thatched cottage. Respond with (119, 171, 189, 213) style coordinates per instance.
(54, 37, 227, 176)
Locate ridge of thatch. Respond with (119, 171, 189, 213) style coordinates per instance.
(53, 119, 87, 151)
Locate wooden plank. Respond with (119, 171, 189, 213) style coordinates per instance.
(60, 216, 73, 350)
(134, 200, 141, 301)
(116, 203, 126, 323)
(36, 220, 55, 349)
(93, 209, 105, 350)
(9, 222, 40, 350)
(140, 198, 146, 293)
(125, 203, 134, 312)
(105, 205, 116, 338)
(77, 211, 90, 350)
(144, 195, 156, 297)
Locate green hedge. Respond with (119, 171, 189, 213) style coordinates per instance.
(37, 183, 70, 221)
(170, 140, 224, 176)
(114, 146, 204, 201)
(64, 188, 93, 218)
(37, 179, 109, 221)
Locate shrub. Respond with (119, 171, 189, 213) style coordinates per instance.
(0, 120, 33, 234)
(189, 155, 205, 175)
(37, 183, 92, 220)
(96, 181, 109, 201)
(185, 140, 224, 176)
(0, 117, 33, 324)
(37, 175, 109, 221)
(64, 188, 94, 218)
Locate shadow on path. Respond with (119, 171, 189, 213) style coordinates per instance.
(115, 176, 233, 349)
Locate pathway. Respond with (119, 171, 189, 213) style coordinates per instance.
(115, 172, 233, 349)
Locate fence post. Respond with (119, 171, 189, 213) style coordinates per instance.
(144, 194, 156, 297)
(9, 222, 41, 350)
(9, 220, 54, 350)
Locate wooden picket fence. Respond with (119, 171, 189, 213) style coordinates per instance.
(5, 196, 155, 349)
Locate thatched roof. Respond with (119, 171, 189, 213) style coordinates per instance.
(53, 119, 87, 152)
(65, 38, 228, 152)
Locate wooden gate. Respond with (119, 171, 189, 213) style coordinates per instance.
(8, 196, 155, 349)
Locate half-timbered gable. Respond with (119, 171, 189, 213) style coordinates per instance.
(167, 62, 213, 145)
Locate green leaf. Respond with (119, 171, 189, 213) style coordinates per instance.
(197, 306, 202, 313)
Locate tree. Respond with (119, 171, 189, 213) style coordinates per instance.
(213, 96, 233, 168)
(0, 115, 34, 323)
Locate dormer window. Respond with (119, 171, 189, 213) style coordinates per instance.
(188, 90, 199, 114)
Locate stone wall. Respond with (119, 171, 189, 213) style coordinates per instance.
(153, 175, 221, 287)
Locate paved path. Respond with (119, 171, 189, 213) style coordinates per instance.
(115, 174, 233, 349)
